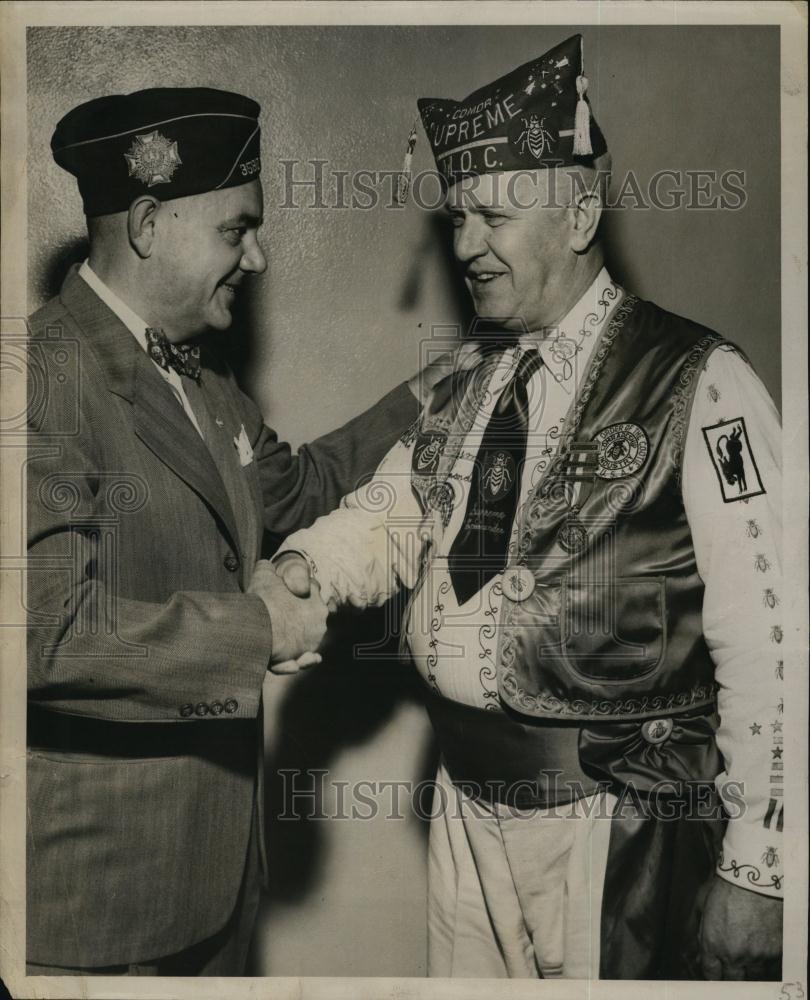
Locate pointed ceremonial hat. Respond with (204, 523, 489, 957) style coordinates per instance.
(418, 34, 607, 183)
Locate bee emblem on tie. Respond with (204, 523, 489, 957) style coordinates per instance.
(482, 452, 514, 499)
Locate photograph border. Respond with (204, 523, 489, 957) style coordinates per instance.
(1, 3, 807, 998)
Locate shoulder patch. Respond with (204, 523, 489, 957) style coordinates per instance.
(702, 417, 766, 503)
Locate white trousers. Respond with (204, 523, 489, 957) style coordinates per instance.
(427, 761, 617, 978)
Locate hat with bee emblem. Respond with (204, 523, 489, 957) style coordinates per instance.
(51, 87, 262, 217)
(417, 34, 607, 184)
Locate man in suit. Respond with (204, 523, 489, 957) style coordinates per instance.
(275, 35, 783, 980)
(26, 87, 421, 975)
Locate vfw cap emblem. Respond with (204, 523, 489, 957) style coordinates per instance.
(124, 130, 182, 187)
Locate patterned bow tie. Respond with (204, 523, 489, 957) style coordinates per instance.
(145, 327, 201, 382)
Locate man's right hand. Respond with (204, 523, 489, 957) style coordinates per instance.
(248, 559, 328, 674)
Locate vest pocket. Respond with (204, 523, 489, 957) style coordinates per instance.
(558, 575, 666, 683)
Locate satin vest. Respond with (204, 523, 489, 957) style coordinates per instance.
(409, 293, 735, 722)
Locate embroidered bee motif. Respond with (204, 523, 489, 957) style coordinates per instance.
(417, 438, 441, 470)
(770, 625, 783, 644)
(647, 720, 670, 741)
(776, 698, 783, 715)
(761, 846, 780, 868)
(746, 519, 761, 538)
(707, 384, 721, 403)
(482, 452, 513, 498)
(516, 115, 555, 159)
(763, 588, 779, 609)
(754, 553, 771, 573)
(775, 660, 784, 680)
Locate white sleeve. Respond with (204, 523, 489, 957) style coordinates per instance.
(682, 346, 783, 898)
(279, 430, 431, 610)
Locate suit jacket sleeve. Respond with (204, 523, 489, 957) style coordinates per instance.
(233, 379, 420, 546)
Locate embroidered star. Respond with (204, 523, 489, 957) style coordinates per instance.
(772, 746, 783, 759)
(749, 723, 762, 735)
(770, 720, 783, 733)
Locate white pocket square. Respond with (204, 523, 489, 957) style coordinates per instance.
(234, 424, 254, 467)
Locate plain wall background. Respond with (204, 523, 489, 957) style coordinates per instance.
(27, 24, 780, 976)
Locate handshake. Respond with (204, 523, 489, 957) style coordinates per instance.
(248, 555, 329, 675)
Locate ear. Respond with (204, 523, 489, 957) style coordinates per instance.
(127, 196, 161, 258)
(569, 189, 603, 253)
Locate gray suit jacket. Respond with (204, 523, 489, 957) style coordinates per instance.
(26, 267, 417, 966)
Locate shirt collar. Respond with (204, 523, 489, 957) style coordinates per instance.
(508, 267, 620, 392)
(78, 260, 151, 353)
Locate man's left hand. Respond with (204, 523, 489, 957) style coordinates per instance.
(699, 875, 782, 979)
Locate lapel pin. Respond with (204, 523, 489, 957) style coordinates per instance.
(233, 423, 254, 467)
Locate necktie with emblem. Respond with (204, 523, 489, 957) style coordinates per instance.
(145, 327, 201, 381)
(448, 348, 544, 605)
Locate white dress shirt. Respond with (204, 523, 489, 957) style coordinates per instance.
(282, 271, 784, 897)
(78, 261, 204, 437)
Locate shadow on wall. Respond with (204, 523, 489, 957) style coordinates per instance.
(398, 213, 476, 326)
(39, 238, 90, 302)
(600, 209, 639, 293)
(231, 208, 474, 389)
(259, 600, 437, 905)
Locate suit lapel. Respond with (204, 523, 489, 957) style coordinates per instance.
(132, 366, 241, 552)
(185, 370, 262, 582)
(203, 371, 263, 573)
(60, 267, 241, 553)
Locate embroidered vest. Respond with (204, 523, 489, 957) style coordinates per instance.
(407, 294, 734, 721)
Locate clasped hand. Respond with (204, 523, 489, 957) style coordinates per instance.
(248, 557, 328, 675)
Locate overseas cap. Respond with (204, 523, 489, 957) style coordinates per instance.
(51, 87, 262, 217)
(417, 34, 607, 184)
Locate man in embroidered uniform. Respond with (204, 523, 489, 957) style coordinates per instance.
(275, 35, 783, 980)
(26, 87, 426, 975)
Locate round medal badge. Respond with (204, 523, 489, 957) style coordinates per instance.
(501, 566, 536, 602)
(427, 481, 456, 526)
(593, 422, 649, 480)
(557, 518, 588, 553)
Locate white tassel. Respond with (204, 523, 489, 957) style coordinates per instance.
(397, 120, 419, 206)
(573, 75, 593, 155)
